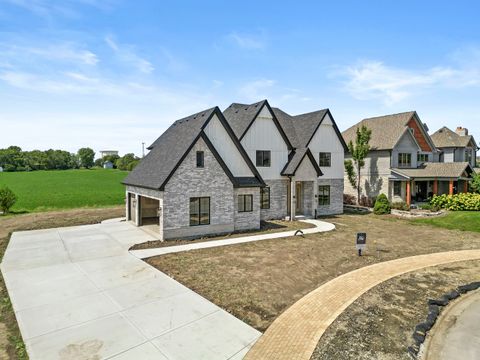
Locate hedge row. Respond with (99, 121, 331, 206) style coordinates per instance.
(430, 193, 480, 211)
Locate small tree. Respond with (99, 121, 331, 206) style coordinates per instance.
(77, 148, 95, 168)
(0, 186, 17, 214)
(373, 193, 391, 215)
(344, 125, 372, 204)
(470, 173, 480, 193)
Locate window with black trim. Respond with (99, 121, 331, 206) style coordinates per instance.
(417, 153, 429, 163)
(196, 151, 204, 168)
(189, 197, 210, 226)
(238, 194, 253, 212)
(318, 185, 330, 206)
(319, 152, 331, 167)
(256, 150, 271, 167)
(260, 187, 270, 209)
(398, 153, 412, 167)
(394, 182, 401, 196)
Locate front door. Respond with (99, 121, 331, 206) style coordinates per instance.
(295, 182, 303, 214)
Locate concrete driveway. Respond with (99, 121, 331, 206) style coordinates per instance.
(1, 221, 260, 360)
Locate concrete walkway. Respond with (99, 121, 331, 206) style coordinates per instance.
(245, 249, 480, 360)
(1, 221, 260, 360)
(130, 219, 335, 259)
(424, 289, 480, 360)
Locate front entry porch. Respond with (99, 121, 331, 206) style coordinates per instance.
(287, 180, 316, 219)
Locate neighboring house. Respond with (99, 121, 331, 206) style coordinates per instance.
(0, 166, 3, 172)
(103, 160, 114, 169)
(430, 126, 478, 167)
(123, 100, 346, 240)
(100, 150, 119, 158)
(343, 111, 474, 206)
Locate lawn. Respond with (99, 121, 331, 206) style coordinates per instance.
(0, 169, 128, 212)
(148, 213, 480, 332)
(412, 211, 480, 232)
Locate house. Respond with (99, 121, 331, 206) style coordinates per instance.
(123, 100, 346, 240)
(99, 150, 119, 158)
(342, 111, 474, 206)
(103, 160, 114, 169)
(430, 126, 478, 167)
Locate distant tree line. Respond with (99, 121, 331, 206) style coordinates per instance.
(0, 146, 140, 172)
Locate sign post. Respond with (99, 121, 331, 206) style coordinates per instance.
(356, 232, 367, 256)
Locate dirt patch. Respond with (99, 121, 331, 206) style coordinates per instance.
(311, 260, 480, 360)
(131, 220, 314, 250)
(148, 213, 480, 332)
(0, 207, 124, 359)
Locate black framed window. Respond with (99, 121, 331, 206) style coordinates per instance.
(190, 197, 210, 226)
(417, 153, 429, 163)
(398, 153, 412, 167)
(238, 194, 253, 212)
(196, 151, 204, 168)
(260, 187, 270, 209)
(318, 185, 330, 206)
(394, 182, 402, 196)
(256, 150, 271, 167)
(319, 152, 331, 167)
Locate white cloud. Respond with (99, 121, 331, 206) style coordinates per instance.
(239, 79, 275, 100)
(228, 32, 266, 49)
(339, 57, 480, 105)
(4, 0, 116, 18)
(105, 35, 154, 74)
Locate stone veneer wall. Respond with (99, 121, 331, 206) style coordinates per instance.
(234, 187, 261, 231)
(260, 179, 289, 220)
(317, 178, 344, 215)
(303, 181, 314, 217)
(162, 137, 235, 239)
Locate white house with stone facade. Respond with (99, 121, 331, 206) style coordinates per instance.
(123, 100, 347, 240)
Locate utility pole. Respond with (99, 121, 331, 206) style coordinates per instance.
(142, 142, 145, 158)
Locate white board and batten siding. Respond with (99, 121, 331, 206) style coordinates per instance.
(308, 114, 344, 179)
(240, 105, 289, 180)
(391, 131, 420, 168)
(204, 114, 254, 177)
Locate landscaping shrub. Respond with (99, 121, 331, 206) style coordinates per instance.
(430, 193, 480, 211)
(343, 194, 356, 205)
(391, 201, 410, 211)
(359, 195, 376, 208)
(373, 193, 391, 215)
(420, 203, 440, 212)
(0, 186, 17, 214)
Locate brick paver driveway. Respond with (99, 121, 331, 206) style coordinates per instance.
(1, 221, 260, 360)
(245, 249, 480, 360)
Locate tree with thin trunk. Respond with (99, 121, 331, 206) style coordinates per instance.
(344, 125, 372, 204)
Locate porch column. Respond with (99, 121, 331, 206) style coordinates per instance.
(126, 191, 130, 221)
(449, 180, 454, 195)
(290, 178, 295, 221)
(313, 182, 318, 218)
(433, 179, 438, 195)
(135, 194, 141, 226)
(406, 181, 411, 207)
(464, 180, 468, 193)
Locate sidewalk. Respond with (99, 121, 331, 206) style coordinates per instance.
(244, 249, 480, 360)
(130, 219, 335, 259)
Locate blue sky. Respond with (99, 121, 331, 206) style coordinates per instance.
(1, 0, 480, 156)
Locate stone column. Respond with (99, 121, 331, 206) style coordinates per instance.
(290, 179, 295, 221)
(135, 194, 141, 226)
(313, 181, 318, 218)
(125, 191, 130, 221)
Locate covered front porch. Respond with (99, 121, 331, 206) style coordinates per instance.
(391, 162, 474, 206)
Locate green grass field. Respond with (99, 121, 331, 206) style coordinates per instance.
(412, 211, 480, 233)
(0, 169, 128, 212)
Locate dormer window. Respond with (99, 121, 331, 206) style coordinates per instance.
(417, 153, 429, 163)
(398, 153, 412, 168)
(319, 152, 331, 167)
(256, 150, 271, 167)
(196, 151, 204, 168)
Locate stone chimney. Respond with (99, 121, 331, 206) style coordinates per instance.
(456, 126, 468, 136)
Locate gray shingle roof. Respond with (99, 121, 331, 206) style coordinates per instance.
(123, 107, 217, 189)
(342, 111, 416, 150)
(281, 148, 322, 176)
(392, 162, 473, 179)
(123, 107, 264, 190)
(222, 100, 268, 140)
(431, 126, 475, 148)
